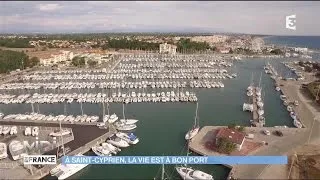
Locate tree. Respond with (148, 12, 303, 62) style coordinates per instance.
(71, 56, 85, 67)
(237, 126, 245, 132)
(216, 137, 237, 154)
(87, 59, 97, 67)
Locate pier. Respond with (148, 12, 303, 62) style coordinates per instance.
(0, 122, 117, 180)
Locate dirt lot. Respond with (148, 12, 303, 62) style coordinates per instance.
(288, 144, 320, 179)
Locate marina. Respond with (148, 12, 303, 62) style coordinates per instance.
(0, 55, 314, 179)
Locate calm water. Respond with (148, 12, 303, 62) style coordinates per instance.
(264, 36, 320, 49)
(0, 58, 296, 180)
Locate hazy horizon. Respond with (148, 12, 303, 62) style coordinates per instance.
(1, 1, 320, 36)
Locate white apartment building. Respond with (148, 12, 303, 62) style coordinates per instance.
(159, 43, 177, 55)
(40, 51, 74, 66)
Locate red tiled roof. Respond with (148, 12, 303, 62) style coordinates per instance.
(216, 128, 245, 145)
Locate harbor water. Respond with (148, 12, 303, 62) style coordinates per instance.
(0, 58, 295, 179)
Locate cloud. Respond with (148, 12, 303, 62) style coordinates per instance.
(0, 1, 319, 35)
(38, 3, 62, 12)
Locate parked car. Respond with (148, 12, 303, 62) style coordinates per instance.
(274, 130, 283, 137)
(25, 127, 32, 136)
(263, 129, 271, 136)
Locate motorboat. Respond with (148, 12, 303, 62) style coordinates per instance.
(115, 132, 139, 145)
(101, 143, 121, 154)
(0, 142, 8, 160)
(92, 145, 112, 156)
(50, 129, 71, 137)
(257, 109, 264, 116)
(175, 166, 213, 180)
(8, 140, 27, 160)
(287, 106, 293, 112)
(119, 119, 139, 125)
(0, 126, 2, 134)
(115, 123, 137, 131)
(246, 90, 253, 97)
(257, 101, 264, 108)
(107, 136, 130, 148)
(290, 112, 297, 120)
(275, 86, 281, 91)
(103, 115, 110, 123)
(294, 119, 303, 128)
(280, 95, 287, 101)
(0, 113, 4, 119)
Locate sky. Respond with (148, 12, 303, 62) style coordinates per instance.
(1, 1, 320, 35)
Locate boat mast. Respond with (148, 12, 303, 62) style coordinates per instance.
(122, 103, 125, 120)
(161, 163, 164, 180)
(194, 102, 199, 127)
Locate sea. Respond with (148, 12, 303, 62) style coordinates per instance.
(1, 36, 320, 180)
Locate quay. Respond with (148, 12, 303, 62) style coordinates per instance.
(0, 121, 117, 180)
(189, 126, 309, 179)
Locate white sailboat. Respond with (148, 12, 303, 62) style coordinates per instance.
(118, 103, 139, 125)
(154, 163, 169, 180)
(101, 142, 121, 154)
(185, 102, 200, 140)
(176, 143, 213, 180)
(293, 119, 303, 128)
(92, 145, 112, 156)
(107, 136, 130, 148)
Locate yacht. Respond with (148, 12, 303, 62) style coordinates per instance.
(92, 145, 112, 156)
(107, 136, 130, 148)
(0, 143, 8, 160)
(8, 140, 27, 160)
(115, 132, 139, 145)
(49, 129, 71, 137)
(175, 166, 213, 180)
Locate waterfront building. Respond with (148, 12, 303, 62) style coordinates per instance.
(215, 128, 246, 151)
(159, 43, 177, 55)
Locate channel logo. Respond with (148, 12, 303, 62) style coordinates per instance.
(24, 155, 57, 165)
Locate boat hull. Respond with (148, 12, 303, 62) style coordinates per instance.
(185, 128, 200, 140)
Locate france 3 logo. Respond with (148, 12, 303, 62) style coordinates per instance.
(24, 155, 57, 165)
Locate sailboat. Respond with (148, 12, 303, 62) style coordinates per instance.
(115, 104, 138, 131)
(154, 163, 169, 180)
(185, 102, 200, 140)
(118, 104, 139, 125)
(175, 141, 213, 180)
